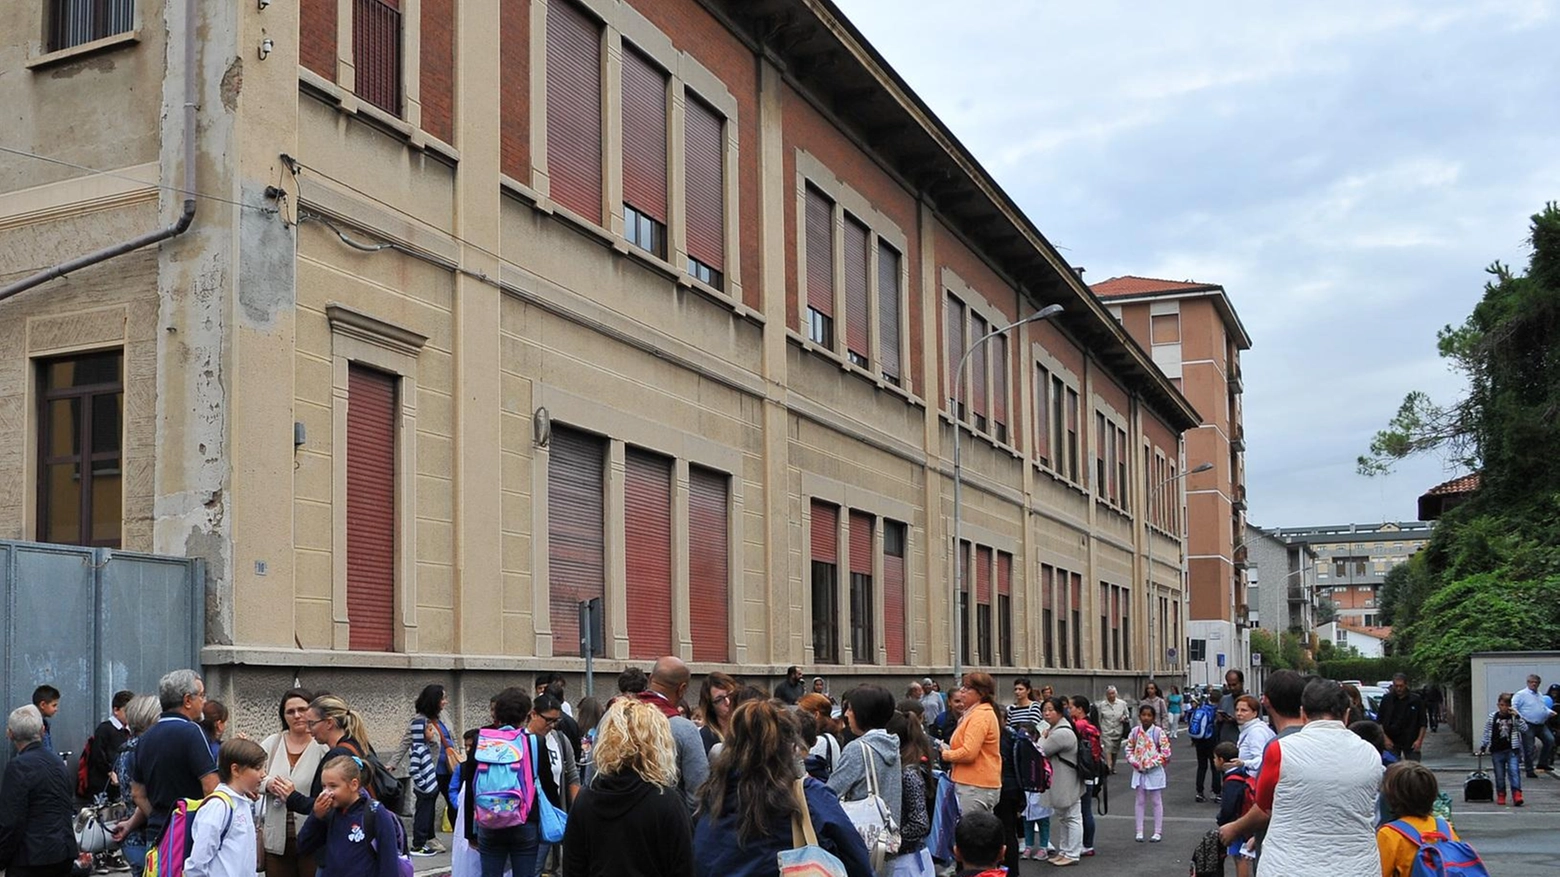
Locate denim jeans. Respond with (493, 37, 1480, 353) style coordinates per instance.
(412, 789, 440, 848)
(478, 819, 540, 877)
(1492, 749, 1522, 794)
(1520, 723, 1554, 772)
(1080, 783, 1096, 849)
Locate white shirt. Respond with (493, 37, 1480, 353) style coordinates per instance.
(183, 783, 258, 877)
(1512, 688, 1553, 725)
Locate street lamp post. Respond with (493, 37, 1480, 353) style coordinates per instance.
(952, 303, 1064, 684)
(1147, 461, 1213, 681)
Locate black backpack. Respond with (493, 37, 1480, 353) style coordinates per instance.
(1008, 725, 1052, 793)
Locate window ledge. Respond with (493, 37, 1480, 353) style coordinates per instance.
(676, 273, 766, 327)
(786, 330, 924, 407)
(1031, 460, 1088, 496)
(298, 67, 460, 165)
(937, 410, 1023, 459)
(1095, 497, 1134, 523)
(27, 30, 140, 70)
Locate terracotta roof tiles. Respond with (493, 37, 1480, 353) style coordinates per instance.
(1090, 275, 1223, 298)
(1423, 473, 1480, 497)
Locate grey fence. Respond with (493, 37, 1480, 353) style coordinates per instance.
(1, 540, 204, 779)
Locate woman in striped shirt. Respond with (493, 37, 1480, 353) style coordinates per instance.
(1009, 678, 1044, 734)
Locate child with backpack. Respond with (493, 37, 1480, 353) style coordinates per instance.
(297, 756, 408, 877)
(1378, 762, 1487, 877)
(1189, 700, 1219, 802)
(1213, 742, 1256, 877)
(184, 739, 268, 877)
(1126, 704, 1171, 843)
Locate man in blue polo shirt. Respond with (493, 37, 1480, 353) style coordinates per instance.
(111, 669, 217, 842)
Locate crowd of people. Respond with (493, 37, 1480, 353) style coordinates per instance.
(0, 663, 1516, 877)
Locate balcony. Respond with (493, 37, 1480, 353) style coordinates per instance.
(1288, 584, 1305, 603)
(1231, 423, 1245, 451)
(1233, 544, 1251, 570)
(1230, 360, 1244, 394)
(1232, 484, 1248, 511)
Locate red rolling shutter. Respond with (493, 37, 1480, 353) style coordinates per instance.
(685, 95, 724, 270)
(811, 500, 838, 563)
(805, 187, 834, 318)
(976, 545, 992, 604)
(844, 217, 870, 363)
(998, 551, 1011, 596)
(546, 0, 602, 221)
(878, 242, 901, 382)
(945, 295, 964, 407)
(353, 0, 403, 117)
(347, 365, 397, 652)
(625, 448, 672, 659)
(1035, 366, 1050, 462)
(688, 466, 729, 662)
(883, 522, 905, 665)
(970, 314, 988, 420)
(621, 46, 667, 223)
(992, 333, 1008, 432)
(548, 425, 606, 654)
(849, 511, 872, 576)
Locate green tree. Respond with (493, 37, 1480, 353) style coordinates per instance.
(1359, 204, 1560, 685)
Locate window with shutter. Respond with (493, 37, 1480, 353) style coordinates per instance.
(975, 545, 992, 665)
(1035, 365, 1050, 466)
(970, 314, 988, 431)
(883, 521, 906, 665)
(959, 540, 972, 667)
(843, 217, 870, 368)
(48, 0, 136, 53)
(1065, 388, 1080, 482)
(688, 467, 729, 662)
(547, 0, 603, 222)
(946, 294, 966, 418)
(549, 425, 606, 656)
(353, 0, 403, 116)
(997, 552, 1012, 666)
(346, 365, 397, 652)
(1096, 412, 1108, 497)
(1055, 566, 1068, 669)
(1041, 564, 1054, 667)
(1071, 572, 1083, 668)
(992, 333, 1008, 444)
(622, 46, 667, 258)
(810, 500, 839, 664)
(877, 242, 901, 386)
(625, 448, 673, 660)
(685, 94, 725, 289)
(848, 511, 874, 664)
(805, 187, 835, 348)
(1101, 582, 1111, 668)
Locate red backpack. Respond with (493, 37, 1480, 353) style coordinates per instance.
(1229, 771, 1258, 816)
(75, 736, 94, 799)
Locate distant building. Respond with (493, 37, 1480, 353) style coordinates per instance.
(1271, 522, 1433, 628)
(1419, 473, 1479, 521)
(1244, 524, 1319, 635)
(1315, 621, 1389, 659)
(1093, 276, 1253, 686)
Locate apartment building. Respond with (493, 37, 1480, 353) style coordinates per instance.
(1243, 524, 1319, 636)
(1091, 277, 1252, 686)
(1270, 522, 1432, 627)
(0, 0, 1198, 729)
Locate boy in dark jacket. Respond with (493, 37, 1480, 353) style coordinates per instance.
(1213, 742, 1254, 877)
(297, 756, 404, 877)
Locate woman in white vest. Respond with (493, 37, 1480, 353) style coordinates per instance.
(259, 688, 327, 877)
(1256, 679, 1384, 877)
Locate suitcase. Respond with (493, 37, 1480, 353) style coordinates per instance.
(1464, 752, 1494, 802)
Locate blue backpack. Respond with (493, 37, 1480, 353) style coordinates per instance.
(1188, 703, 1216, 740)
(1384, 817, 1489, 877)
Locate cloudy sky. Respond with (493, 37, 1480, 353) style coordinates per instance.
(833, 0, 1560, 526)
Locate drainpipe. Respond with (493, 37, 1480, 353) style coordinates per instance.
(0, 0, 199, 305)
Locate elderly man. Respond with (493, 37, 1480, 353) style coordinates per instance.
(921, 678, 946, 724)
(0, 705, 78, 877)
(1512, 674, 1557, 777)
(635, 656, 710, 813)
(1227, 678, 1383, 877)
(1096, 686, 1132, 774)
(111, 669, 218, 845)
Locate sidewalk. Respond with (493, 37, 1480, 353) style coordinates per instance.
(1417, 723, 1557, 877)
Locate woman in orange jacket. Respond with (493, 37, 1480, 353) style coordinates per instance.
(938, 672, 1003, 815)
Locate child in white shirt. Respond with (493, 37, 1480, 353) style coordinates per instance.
(185, 738, 269, 877)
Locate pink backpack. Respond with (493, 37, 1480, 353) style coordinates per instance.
(472, 726, 535, 829)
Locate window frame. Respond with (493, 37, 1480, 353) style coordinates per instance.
(35, 350, 125, 549)
(44, 0, 136, 55)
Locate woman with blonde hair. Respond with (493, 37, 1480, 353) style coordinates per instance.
(561, 699, 693, 877)
(274, 694, 376, 816)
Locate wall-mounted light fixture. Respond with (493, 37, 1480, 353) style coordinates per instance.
(259, 38, 274, 60)
(294, 421, 306, 448)
(534, 407, 552, 448)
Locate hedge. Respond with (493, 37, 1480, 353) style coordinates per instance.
(1316, 657, 1424, 684)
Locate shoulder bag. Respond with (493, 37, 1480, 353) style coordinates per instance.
(839, 740, 901, 872)
(778, 779, 848, 877)
(530, 733, 568, 844)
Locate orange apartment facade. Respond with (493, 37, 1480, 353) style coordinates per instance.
(1093, 277, 1253, 685)
(0, 0, 1200, 728)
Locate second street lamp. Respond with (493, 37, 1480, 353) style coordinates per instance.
(951, 303, 1064, 683)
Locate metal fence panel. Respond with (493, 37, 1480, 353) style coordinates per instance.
(0, 541, 203, 780)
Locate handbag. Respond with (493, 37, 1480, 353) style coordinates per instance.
(75, 805, 113, 854)
(838, 740, 901, 873)
(778, 779, 848, 877)
(530, 733, 568, 844)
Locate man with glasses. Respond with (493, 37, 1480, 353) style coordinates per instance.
(527, 694, 580, 877)
(111, 670, 217, 845)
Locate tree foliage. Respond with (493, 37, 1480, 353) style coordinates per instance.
(1360, 204, 1560, 686)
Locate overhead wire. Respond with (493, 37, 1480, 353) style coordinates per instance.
(0, 145, 279, 215)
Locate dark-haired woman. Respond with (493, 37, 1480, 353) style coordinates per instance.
(829, 685, 903, 826)
(692, 700, 872, 877)
(258, 688, 325, 877)
(695, 672, 738, 756)
(407, 684, 458, 856)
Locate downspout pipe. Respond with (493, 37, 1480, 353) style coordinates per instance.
(0, 0, 199, 305)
